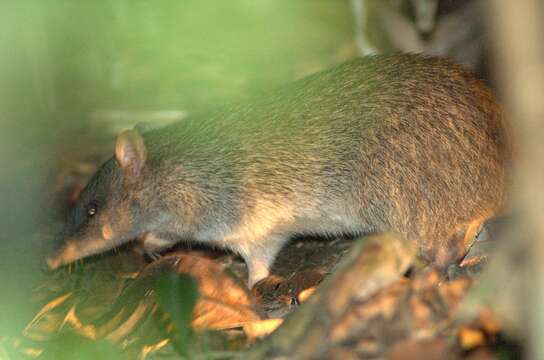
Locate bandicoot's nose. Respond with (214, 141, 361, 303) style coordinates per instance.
(46, 241, 78, 270)
(46, 256, 61, 270)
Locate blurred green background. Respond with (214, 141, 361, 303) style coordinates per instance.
(0, 0, 356, 337)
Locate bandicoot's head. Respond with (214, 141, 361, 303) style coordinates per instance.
(47, 129, 149, 269)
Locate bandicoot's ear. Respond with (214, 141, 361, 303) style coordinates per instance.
(115, 129, 147, 178)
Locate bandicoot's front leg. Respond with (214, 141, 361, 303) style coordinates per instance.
(245, 232, 415, 359)
(239, 234, 289, 288)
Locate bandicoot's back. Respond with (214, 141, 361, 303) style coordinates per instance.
(49, 54, 509, 285)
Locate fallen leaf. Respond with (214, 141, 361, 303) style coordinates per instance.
(298, 287, 317, 303)
(458, 326, 486, 350)
(243, 319, 283, 340)
(24, 293, 72, 336)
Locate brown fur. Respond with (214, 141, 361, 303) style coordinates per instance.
(49, 54, 509, 286)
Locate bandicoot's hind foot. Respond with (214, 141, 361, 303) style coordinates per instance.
(431, 219, 486, 269)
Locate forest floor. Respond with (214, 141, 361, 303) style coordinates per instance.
(2, 143, 520, 360)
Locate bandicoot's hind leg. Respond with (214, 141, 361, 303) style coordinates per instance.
(432, 219, 486, 269)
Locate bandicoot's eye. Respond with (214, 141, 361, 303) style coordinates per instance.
(87, 203, 97, 217)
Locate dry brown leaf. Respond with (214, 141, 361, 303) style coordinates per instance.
(243, 319, 283, 340)
(24, 293, 72, 336)
(298, 287, 317, 303)
(23, 313, 65, 341)
(174, 254, 254, 306)
(107, 302, 150, 342)
(170, 254, 263, 330)
(458, 326, 486, 350)
(141, 339, 170, 359)
(135, 253, 263, 332)
(61, 306, 96, 339)
(192, 297, 261, 330)
(460, 255, 487, 268)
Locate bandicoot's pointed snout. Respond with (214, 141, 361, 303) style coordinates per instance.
(46, 234, 132, 270)
(46, 256, 61, 270)
(46, 241, 79, 270)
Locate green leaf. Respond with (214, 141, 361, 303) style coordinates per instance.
(153, 273, 199, 355)
(40, 329, 124, 360)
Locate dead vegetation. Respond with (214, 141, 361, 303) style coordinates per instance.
(5, 164, 516, 359)
(1, 1, 537, 358)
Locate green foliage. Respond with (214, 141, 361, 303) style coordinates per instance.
(2, 0, 353, 114)
(153, 273, 199, 356)
(40, 329, 124, 360)
(0, 0, 353, 343)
